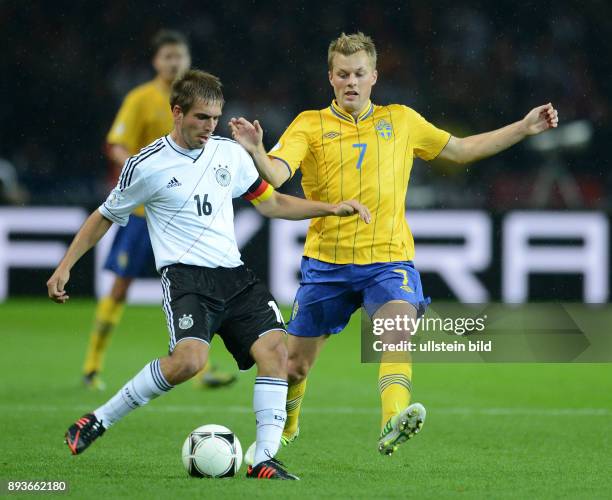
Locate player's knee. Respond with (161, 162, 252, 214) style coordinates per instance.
(287, 355, 310, 383)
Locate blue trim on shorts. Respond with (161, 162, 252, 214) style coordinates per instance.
(287, 257, 430, 338)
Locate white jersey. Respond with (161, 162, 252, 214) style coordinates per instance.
(99, 135, 261, 271)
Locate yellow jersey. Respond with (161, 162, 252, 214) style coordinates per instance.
(107, 79, 173, 216)
(269, 100, 450, 264)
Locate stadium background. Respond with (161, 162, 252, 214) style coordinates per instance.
(2, 1, 610, 208)
(1, 1, 611, 498)
(1, 0, 610, 303)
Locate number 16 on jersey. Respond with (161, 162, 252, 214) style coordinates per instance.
(194, 194, 212, 216)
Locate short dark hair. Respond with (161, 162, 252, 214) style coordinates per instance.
(170, 69, 224, 114)
(151, 29, 189, 56)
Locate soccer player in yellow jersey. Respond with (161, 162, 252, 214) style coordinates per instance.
(83, 30, 235, 390)
(230, 32, 559, 455)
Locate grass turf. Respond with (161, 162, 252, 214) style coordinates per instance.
(1, 299, 611, 498)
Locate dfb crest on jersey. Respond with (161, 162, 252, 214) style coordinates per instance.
(215, 166, 231, 187)
(375, 119, 393, 140)
(179, 314, 194, 330)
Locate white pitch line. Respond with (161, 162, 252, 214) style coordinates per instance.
(0, 404, 610, 417)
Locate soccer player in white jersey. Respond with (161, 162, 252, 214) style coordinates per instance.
(46, 69, 371, 480)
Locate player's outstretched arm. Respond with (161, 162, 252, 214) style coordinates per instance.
(255, 191, 371, 223)
(438, 103, 559, 164)
(229, 117, 291, 188)
(46, 211, 113, 303)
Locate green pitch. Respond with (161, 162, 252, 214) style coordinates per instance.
(1, 299, 611, 498)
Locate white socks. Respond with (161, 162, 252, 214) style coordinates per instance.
(92, 364, 287, 466)
(94, 359, 173, 428)
(252, 376, 288, 466)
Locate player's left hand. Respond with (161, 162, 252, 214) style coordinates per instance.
(229, 117, 264, 154)
(522, 103, 559, 135)
(333, 199, 371, 223)
(46, 268, 70, 304)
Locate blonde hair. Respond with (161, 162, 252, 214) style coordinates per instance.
(328, 32, 377, 70)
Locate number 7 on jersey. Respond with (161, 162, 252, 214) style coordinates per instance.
(352, 143, 367, 170)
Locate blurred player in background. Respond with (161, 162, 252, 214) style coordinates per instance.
(82, 30, 236, 390)
(0, 157, 29, 205)
(230, 32, 558, 455)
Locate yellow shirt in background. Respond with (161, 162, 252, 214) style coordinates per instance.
(107, 79, 173, 216)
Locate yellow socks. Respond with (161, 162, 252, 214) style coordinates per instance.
(82, 297, 125, 375)
(378, 361, 412, 429)
(283, 378, 307, 438)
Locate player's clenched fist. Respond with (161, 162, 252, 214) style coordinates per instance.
(522, 103, 559, 135)
(47, 268, 70, 303)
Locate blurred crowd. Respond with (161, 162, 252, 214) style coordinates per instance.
(2, 0, 610, 209)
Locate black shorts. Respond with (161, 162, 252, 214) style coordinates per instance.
(160, 264, 286, 370)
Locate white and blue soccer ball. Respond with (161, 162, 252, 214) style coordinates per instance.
(182, 424, 242, 478)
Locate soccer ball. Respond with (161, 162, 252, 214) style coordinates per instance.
(181, 424, 243, 478)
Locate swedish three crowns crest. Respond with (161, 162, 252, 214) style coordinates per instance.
(375, 119, 393, 140)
